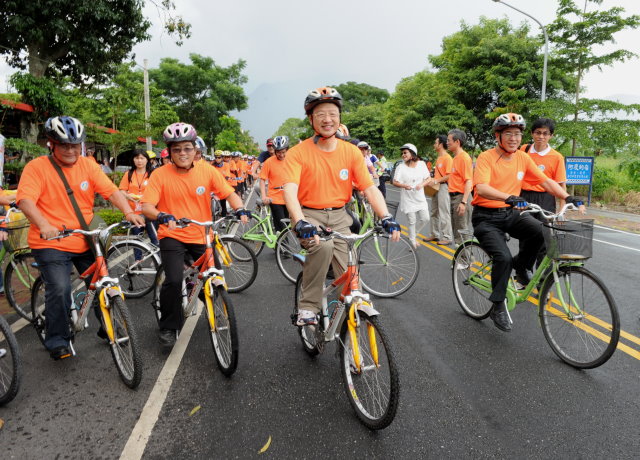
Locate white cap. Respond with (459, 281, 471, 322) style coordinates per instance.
(357, 141, 370, 149)
(400, 143, 418, 156)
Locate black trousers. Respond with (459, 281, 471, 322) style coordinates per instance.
(269, 203, 289, 233)
(520, 190, 556, 265)
(472, 207, 544, 303)
(159, 238, 212, 331)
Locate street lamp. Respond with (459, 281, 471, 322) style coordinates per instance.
(492, 0, 549, 101)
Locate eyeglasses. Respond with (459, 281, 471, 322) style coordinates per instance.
(532, 130, 552, 137)
(312, 111, 340, 120)
(502, 132, 523, 139)
(170, 147, 195, 154)
(53, 142, 80, 151)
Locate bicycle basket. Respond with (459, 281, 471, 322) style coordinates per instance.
(546, 219, 594, 260)
(4, 213, 30, 253)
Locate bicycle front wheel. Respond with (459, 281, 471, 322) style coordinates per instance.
(217, 235, 258, 293)
(205, 286, 238, 376)
(4, 252, 39, 321)
(0, 315, 21, 405)
(105, 295, 142, 388)
(223, 216, 265, 257)
(358, 234, 418, 298)
(107, 240, 160, 298)
(339, 311, 399, 430)
(451, 241, 493, 320)
(538, 265, 620, 369)
(275, 228, 304, 284)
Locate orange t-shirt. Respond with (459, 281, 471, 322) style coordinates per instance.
(142, 161, 234, 244)
(119, 170, 152, 214)
(472, 148, 548, 208)
(17, 156, 118, 253)
(259, 156, 289, 205)
(448, 151, 473, 194)
(520, 145, 566, 192)
(434, 153, 453, 181)
(212, 161, 232, 184)
(282, 138, 374, 208)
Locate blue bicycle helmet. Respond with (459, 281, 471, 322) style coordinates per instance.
(44, 116, 86, 144)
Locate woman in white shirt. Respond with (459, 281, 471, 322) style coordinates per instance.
(392, 143, 433, 248)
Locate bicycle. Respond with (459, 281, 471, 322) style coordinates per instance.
(451, 203, 620, 369)
(291, 227, 400, 430)
(0, 314, 21, 405)
(30, 221, 143, 388)
(1, 207, 40, 321)
(151, 218, 239, 376)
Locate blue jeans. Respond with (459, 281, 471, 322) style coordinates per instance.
(32, 248, 95, 350)
(131, 218, 159, 260)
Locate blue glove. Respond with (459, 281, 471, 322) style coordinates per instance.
(235, 208, 252, 219)
(565, 195, 584, 207)
(380, 215, 400, 234)
(505, 195, 528, 208)
(156, 212, 176, 225)
(294, 219, 317, 239)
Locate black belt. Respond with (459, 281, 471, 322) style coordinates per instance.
(474, 206, 511, 213)
(302, 205, 345, 211)
(449, 192, 462, 197)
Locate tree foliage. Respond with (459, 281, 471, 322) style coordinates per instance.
(150, 54, 249, 145)
(214, 116, 258, 154)
(342, 104, 387, 150)
(272, 118, 313, 145)
(333, 82, 390, 113)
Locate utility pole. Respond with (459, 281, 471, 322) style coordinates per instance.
(143, 59, 152, 151)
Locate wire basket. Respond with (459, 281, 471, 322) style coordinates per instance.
(546, 219, 594, 260)
(4, 215, 31, 253)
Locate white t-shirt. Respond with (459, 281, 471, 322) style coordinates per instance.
(395, 161, 430, 213)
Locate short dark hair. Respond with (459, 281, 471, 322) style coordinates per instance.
(447, 129, 466, 147)
(531, 118, 556, 134)
(436, 134, 448, 147)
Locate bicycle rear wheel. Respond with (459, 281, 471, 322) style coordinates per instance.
(275, 228, 304, 284)
(223, 216, 265, 257)
(30, 276, 47, 346)
(293, 272, 320, 356)
(358, 233, 418, 298)
(451, 241, 493, 320)
(205, 286, 238, 376)
(0, 315, 21, 405)
(4, 252, 39, 321)
(339, 310, 399, 430)
(217, 236, 258, 293)
(538, 265, 620, 369)
(105, 295, 142, 388)
(107, 240, 160, 298)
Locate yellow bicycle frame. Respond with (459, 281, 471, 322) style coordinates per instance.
(347, 301, 380, 372)
(98, 286, 125, 343)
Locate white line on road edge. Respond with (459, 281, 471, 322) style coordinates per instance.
(594, 224, 640, 237)
(120, 303, 202, 460)
(592, 237, 640, 253)
(10, 317, 29, 334)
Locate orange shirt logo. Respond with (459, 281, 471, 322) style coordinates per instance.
(339, 169, 349, 180)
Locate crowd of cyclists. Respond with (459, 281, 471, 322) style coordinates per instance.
(3, 85, 587, 415)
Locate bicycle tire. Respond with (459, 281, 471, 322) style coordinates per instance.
(107, 240, 160, 298)
(0, 314, 21, 405)
(30, 276, 47, 346)
(538, 265, 620, 369)
(358, 233, 419, 298)
(205, 286, 239, 376)
(339, 310, 399, 430)
(105, 295, 143, 389)
(4, 252, 39, 321)
(451, 241, 493, 320)
(217, 235, 258, 293)
(293, 272, 320, 356)
(275, 228, 304, 284)
(223, 216, 265, 257)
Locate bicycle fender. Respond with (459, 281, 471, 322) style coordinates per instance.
(98, 289, 115, 342)
(355, 301, 379, 317)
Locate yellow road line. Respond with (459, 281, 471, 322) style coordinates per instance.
(408, 223, 640, 361)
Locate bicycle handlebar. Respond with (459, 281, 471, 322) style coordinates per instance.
(47, 220, 131, 240)
(523, 202, 580, 221)
(317, 226, 376, 242)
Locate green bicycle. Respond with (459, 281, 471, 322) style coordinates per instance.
(451, 203, 620, 369)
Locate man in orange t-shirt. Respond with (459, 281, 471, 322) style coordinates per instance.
(471, 113, 583, 332)
(447, 129, 473, 245)
(17, 116, 144, 360)
(212, 150, 232, 217)
(141, 122, 249, 351)
(260, 135, 290, 232)
(426, 135, 453, 243)
(283, 87, 400, 326)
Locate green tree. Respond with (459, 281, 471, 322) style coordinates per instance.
(272, 117, 313, 144)
(150, 54, 249, 145)
(547, 0, 640, 156)
(214, 116, 258, 154)
(333, 82, 390, 113)
(342, 104, 387, 150)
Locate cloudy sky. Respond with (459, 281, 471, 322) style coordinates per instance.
(2, 0, 639, 146)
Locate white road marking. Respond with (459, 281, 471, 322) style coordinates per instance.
(594, 224, 640, 237)
(120, 303, 202, 460)
(592, 238, 640, 253)
(10, 317, 29, 334)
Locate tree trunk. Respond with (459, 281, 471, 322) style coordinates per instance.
(18, 44, 49, 161)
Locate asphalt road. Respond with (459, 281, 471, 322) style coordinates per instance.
(2, 186, 640, 459)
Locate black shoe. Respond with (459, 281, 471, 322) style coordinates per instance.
(489, 301, 512, 332)
(515, 269, 533, 288)
(50, 345, 72, 361)
(158, 329, 177, 351)
(97, 327, 109, 341)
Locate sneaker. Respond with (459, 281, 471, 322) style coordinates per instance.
(50, 345, 72, 361)
(437, 240, 452, 246)
(410, 238, 418, 249)
(423, 236, 438, 242)
(296, 309, 318, 326)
